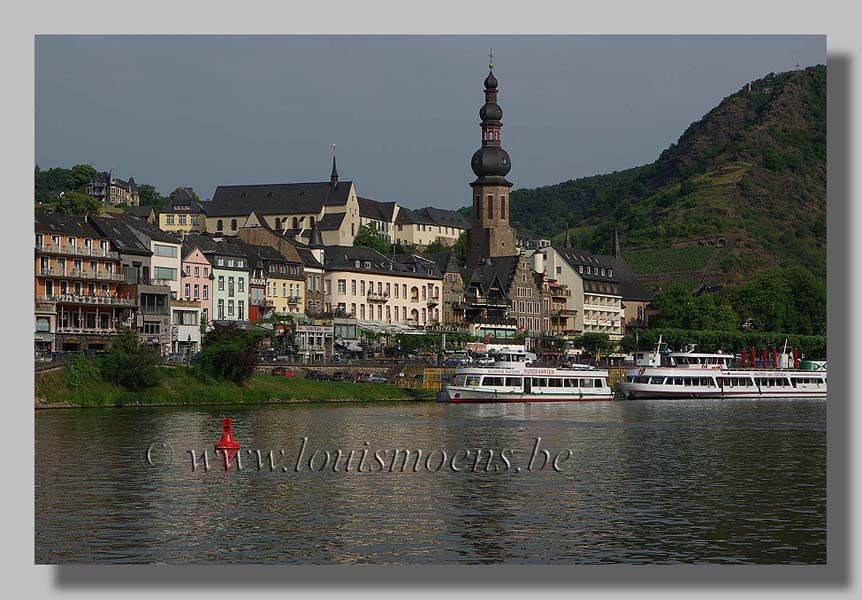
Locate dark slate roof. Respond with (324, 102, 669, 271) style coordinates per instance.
(35, 212, 105, 240)
(182, 232, 250, 259)
(392, 253, 443, 278)
(324, 246, 393, 272)
(463, 255, 520, 296)
(598, 255, 653, 301)
(430, 251, 460, 274)
(88, 215, 152, 255)
(357, 197, 397, 222)
(160, 189, 206, 214)
(554, 246, 621, 284)
(418, 207, 469, 229)
(317, 211, 346, 231)
(297, 247, 323, 269)
(107, 213, 182, 245)
(394, 206, 435, 226)
(205, 181, 353, 217)
(125, 206, 155, 219)
(93, 171, 137, 191)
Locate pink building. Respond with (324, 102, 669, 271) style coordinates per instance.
(181, 246, 213, 325)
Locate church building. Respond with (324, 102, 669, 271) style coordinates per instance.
(462, 60, 549, 336)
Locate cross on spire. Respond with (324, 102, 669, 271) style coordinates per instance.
(794, 62, 801, 71)
(489, 48, 493, 69)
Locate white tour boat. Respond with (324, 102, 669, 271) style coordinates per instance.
(438, 345, 614, 403)
(616, 338, 827, 400)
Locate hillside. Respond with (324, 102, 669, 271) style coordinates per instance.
(506, 65, 826, 287)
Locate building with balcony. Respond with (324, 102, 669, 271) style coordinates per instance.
(543, 247, 624, 340)
(86, 170, 140, 206)
(295, 320, 334, 363)
(323, 246, 443, 329)
(179, 245, 212, 332)
(158, 188, 207, 235)
(430, 251, 466, 327)
(89, 215, 173, 353)
(35, 213, 133, 353)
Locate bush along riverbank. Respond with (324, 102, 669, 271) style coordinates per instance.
(35, 326, 411, 409)
(35, 365, 411, 408)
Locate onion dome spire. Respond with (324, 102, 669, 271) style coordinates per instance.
(470, 58, 512, 188)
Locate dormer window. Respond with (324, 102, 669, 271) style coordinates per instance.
(608, 269, 613, 277)
(355, 260, 361, 268)
(579, 265, 583, 274)
(364, 261, 371, 269)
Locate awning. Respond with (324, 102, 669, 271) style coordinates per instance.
(335, 340, 364, 352)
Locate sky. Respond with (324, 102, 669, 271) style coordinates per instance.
(35, 35, 825, 210)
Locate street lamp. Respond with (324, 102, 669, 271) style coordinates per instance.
(186, 333, 192, 366)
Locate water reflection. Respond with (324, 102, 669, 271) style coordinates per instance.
(35, 398, 826, 564)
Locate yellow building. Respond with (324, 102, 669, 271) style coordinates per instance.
(158, 188, 207, 235)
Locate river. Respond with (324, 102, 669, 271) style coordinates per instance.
(35, 398, 826, 564)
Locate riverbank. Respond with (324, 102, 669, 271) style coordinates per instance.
(35, 366, 414, 409)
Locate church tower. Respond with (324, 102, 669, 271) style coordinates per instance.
(466, 60, 517, 269)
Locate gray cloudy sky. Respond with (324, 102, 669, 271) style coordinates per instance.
(35, 35, 824, 209)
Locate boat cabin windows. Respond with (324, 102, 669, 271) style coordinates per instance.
(505, 377, 522, 387)
(481, 377, 505, 387)
(460, 376, 480, 386)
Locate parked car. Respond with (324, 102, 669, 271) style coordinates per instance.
(271, 366, 295, 377)
(443, 357, 469, 367)
(475, 356, 495, 366)
(305, 370, 329, 381)
(354, 371, 374, 383)
(358, 373, 387, 384)
(330, 371, 353, 382)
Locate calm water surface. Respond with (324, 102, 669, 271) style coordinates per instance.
(35, 398, 826, 564)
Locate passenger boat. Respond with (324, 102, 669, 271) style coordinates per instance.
(438, 345, 614, 403)
(616, 339, 827, 400)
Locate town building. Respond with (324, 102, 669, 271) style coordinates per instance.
(183, 233, 250, 323)
(431, 251, 466, 327)
(323, 246, 443, 328)
(35, 213, 133, 354)
(180, 245, 213, 338)
(88, 215, 173, 354)
(235, 212, 307, 316)
(543, 247, 624, 340)
(358, 197, 398, 243)
(394, 206, 468, 248)
(87, 170, 140, 206)
(126, 206, 157, 224)
(158, 188, 207, 235)
(203, 158, 361, 246)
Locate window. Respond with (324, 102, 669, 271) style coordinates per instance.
(487, 195, 493, 219)
(217, 299, 224, 319)
(230, 219, 237, 231)
(238, 278, 244, 293)
(36, 317, 50, 332)
(154, 244, 177, 258)
(153, 267, 177, 281)
(217, 276, 224, 291)
(337, 279, 346, 295)
(194, 266, 200, 277)
(166, 215, 175, 225)
(228, 300, 235, 316)
(216, 220, 223, 232)
(191, 216, 199, 226)
(194, 284, 200, 298)
(142, 322, 161, 335)
(178, 215, 187, 226)
(238, 301, 244, 320)
(351, 279, 357, 295)
(360, 280, 366, 296)
(579, 265, 583, 273)
(203, 267, 209, 277)
(228, 277, 235, 297)
(45, 280, 53, 296)
(185, 283, 191, 298)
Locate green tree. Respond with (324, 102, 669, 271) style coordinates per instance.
(138, 184, 167, 209)
(353, 224, 391, 255)
(99, 328, 162, 390)
(54, 191, 102, 215)
(425, 239, 449, 255)
(453, 231, 467, 267)
(69, 164, 98, 192)
(195, 324, 262, 384)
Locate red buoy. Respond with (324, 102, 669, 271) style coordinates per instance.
(215, 417, 240, 450)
